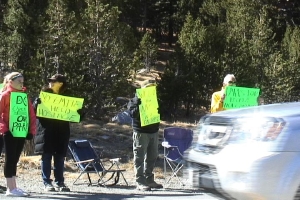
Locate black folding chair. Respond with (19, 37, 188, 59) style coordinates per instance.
(162, 127, 193, 187)
(68, 139, 128, 187)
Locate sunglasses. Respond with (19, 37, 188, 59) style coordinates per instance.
(228, 81, 236, 85)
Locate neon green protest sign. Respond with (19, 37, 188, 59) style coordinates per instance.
(136, 86, 160, 127)
(9, 92, 29, 137)
(224, 86, 260, 109)
(36, 91, 84, 122)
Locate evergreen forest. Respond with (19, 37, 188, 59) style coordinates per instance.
(0, 0, 300, 121)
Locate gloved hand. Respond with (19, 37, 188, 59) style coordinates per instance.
(3, 131, 13, 138)
(77, 108, 83, 115)
(133, 98, 141, 106)
(35, 98, 41, 104)
(77, 108, 86, 121)
(26, 133, 33, 140)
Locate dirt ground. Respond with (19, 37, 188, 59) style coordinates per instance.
(0, 118, 199, 188)
(10, 62, 204, 187)
(0, 44, 206, 192)
(67, 118, 198, 160)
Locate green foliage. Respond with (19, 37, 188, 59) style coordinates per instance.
(0, 0, 300, 121)
(0, 0, 137, 119)
(132, 32, 158, 72)
(74, 1, 137, 117)
(159, 0, 300, 117)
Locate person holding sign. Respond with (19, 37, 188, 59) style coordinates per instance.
(0, 72, 36, 197)
(127, 79, 163, 191)
(33, 74, 77, 192)
(0, 75, 9, 194)
(0, 76, 8, 157)
(210, 74, 236, 113)
(0, 75, 9, 159)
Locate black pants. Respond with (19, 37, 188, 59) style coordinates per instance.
(0, 135, 3, 156)
(3, 134, 25, 178)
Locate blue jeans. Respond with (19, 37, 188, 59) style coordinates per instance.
(41, 153, 65, 185)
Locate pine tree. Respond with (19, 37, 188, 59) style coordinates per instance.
(79, 1, 136, 117)
(133, 32, 158, 73)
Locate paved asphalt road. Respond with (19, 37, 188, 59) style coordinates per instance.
(0, 189, 224, 200)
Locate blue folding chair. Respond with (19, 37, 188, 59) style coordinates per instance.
(162, 127, 193, 186)
(68, 140, 128, 187)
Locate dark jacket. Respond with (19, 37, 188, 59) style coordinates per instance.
(34, 88, 70, 156)
(127, 95, 159, 133)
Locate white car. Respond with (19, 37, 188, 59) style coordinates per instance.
(184, 102, 300, 200)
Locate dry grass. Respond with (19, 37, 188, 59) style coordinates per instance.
(16, 48, 204, 181)
(16, 117, 198, 182)
(17, 104, 200, 180)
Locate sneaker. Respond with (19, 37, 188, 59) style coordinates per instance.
(136, 183, 151, 191)
(147, 181, 163, 189)
(5, 188, 28, 197)
(0, 188, 3, 194)
(16, 188, 30, 196)
(44, 183, 55, 192)
(54, 183, 70, 192)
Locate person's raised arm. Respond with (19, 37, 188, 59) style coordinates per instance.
(210, 92, 224, 113)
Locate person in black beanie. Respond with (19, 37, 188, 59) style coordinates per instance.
(34, 74, 71, 192)
(0, 132, 3, 182)
(0, 74, 8, 193)
(0, 127, 4, 194)
(34, 74, 84, 192)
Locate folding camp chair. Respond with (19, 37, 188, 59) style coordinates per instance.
(162, 127, 193, 187)
(68, 139, 128, 187)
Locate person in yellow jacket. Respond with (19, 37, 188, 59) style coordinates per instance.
(210, 74, 236, 113)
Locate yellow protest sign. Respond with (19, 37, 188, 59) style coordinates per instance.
(136, 86, 160, 126)
(36, 91, 84, 122)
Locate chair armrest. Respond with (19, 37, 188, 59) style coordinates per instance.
(101, 158, 121, 163)
(75, 159, 95, 164)
(162, 141, 171, 148)
(162, 141, 178, 149)
(101, 158, 110, 162)
(109, 158, 121, 163)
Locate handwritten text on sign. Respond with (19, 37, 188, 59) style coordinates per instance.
(37, 92, 84, 122)
(224, 86, 260, 109)
(9, 92, 29, 137)
(136, 86, 160, 127)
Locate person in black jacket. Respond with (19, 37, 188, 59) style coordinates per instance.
(127, 80, 163, 191)
(0, 75, 8, 194)
(34, 74, 72, 192)
(0, 74, 8, 159)
(0, 75, 7, 194)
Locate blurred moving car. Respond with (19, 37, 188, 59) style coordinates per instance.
(184, 102, 300, 200)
